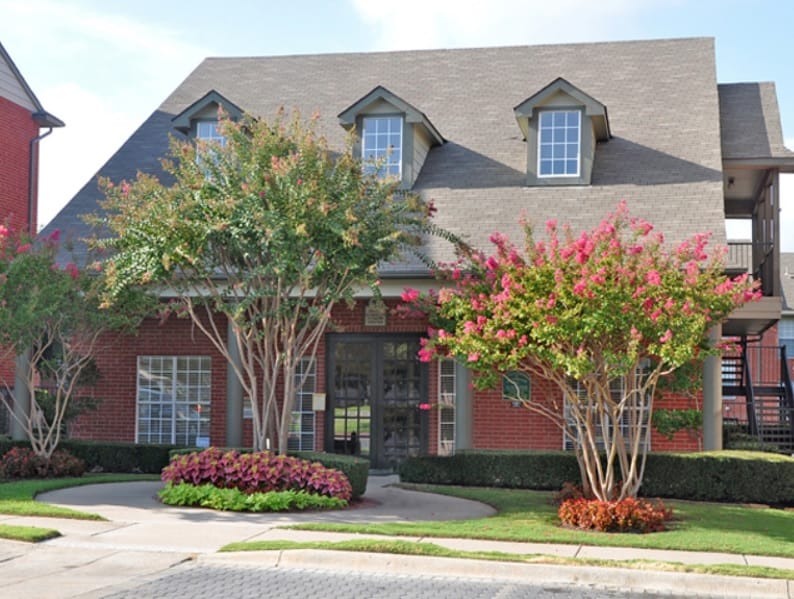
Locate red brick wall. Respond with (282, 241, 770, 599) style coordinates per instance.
(69, 298, 701, 454)
(70, 314, 228, 444)
(0, 95, 36, 233)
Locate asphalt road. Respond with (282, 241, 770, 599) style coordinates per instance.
(101, 562, 701, 599)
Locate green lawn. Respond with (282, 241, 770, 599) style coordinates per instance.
(289, 485, 794, 558)
(0, 523, 60, 542)
(220, 538, 794, 581)
(0, 474, 161, 520)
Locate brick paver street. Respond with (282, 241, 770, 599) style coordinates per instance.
(101, 563, 691, 599)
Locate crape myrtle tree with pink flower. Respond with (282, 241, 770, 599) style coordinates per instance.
(0, 227, 152, 459)
(404, 203, 759, 501)
(96, 111, 437, 454)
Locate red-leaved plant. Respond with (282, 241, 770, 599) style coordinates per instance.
(161, 448, 352, 501)
(558, 497, 672, 533)
(0, 447, 85, 479)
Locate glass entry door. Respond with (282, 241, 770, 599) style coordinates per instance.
(327, 335, 427, 470)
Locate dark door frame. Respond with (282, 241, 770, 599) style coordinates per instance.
(325, 333, 428, 469)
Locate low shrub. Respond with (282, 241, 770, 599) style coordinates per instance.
(159, 482, 348, 512)
(161, 448, 352, 501)
(0, 447, 85, 479)
(558, 497, 672, 533)
(0, 439, 175, 474)
(293, 451, 369, 499)
(400, 450, 794, 505)
(399, 450, 579, 489)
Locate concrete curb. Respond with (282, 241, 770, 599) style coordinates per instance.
(201, 549, 794, 598)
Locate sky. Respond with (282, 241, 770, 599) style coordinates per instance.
(1, 0, 792, 249)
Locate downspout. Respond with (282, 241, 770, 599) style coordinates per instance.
(28, 127, 53, 234)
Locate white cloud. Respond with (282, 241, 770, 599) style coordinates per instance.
(351, 0, 665, 50)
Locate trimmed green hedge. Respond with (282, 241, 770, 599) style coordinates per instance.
(168, 447, 370, 499)
(399, 450, 794, 505)
(293, 451, 369, 500)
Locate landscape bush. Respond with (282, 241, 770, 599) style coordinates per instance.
(161, 448, 352, 501)
(400, 450, 794, 505)
(0, 447, 85, 479)
(0, 439, 174, 474)
(558, 497, 672, 533)
(159, 482, 348, 512)
(169, 447, 370, 499)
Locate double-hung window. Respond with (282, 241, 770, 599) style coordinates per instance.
(538, 110, 581, 177)
(437, 359, 457, 456)
(288, 357, 316, 451)
(362, 116, 402, 178)
(136, 356, 211, 446)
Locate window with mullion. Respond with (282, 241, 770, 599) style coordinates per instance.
(538, 110, 580, 177)
(136, 356, 211, 446)
(288, 357, 316, 451)
(362, 116, 402, 178)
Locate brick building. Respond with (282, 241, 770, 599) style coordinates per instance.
(44, 38, 793, 467)
(0, 41, 62, 434)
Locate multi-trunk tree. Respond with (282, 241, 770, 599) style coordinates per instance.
(407, 204, 759, 500)
(97, 111, 435, 453)
(0, 228, 151, 459)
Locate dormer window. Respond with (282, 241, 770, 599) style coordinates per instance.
(172, 89, 243, 140)
(339, 86, 443, 189)
(362, 116, 402, 178)
(538, 110, 581, 177)
(514, 78, 610, 187)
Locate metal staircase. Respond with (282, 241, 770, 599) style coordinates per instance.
(722, 340, 794, 453)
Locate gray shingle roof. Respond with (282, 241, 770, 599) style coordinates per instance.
(719, 82, 794, 160)
(44, 37, 786, 271)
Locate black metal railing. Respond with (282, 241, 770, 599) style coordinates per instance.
(722, 344, 794, 453)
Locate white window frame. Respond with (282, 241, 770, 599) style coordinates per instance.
(196, 120, 227, 146)
(437, 359, 456, 456)
(362, 115, 403, 179)
(136, 356, 211, 446)
(288, 357, 316, 452)
(538, 109, 581, 178)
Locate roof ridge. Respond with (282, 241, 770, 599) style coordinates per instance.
(196, 36, 713, 62)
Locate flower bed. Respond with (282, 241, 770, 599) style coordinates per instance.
(161, 447, 353, 503)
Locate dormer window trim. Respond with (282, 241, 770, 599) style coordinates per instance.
(361, 114, 403, 179)
(537, 109, 582, 178)
(514, 78, 610, 187)
(172, 90, 243, 137)
(339, 85, 444, 189)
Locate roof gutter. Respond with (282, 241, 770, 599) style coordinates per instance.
(28, 111, 64, 234)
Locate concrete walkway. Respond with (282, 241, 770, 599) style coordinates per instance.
(0, 476, 791, 598)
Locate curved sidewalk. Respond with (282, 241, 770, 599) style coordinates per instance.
(0, 476, 792, 598)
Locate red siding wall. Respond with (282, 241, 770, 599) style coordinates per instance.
(0, 95, 36, 233)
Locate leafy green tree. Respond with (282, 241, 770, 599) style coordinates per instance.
(96, 111, 433, 453)
(0, 228, 151, 459)
(406, 204, 758, 500)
